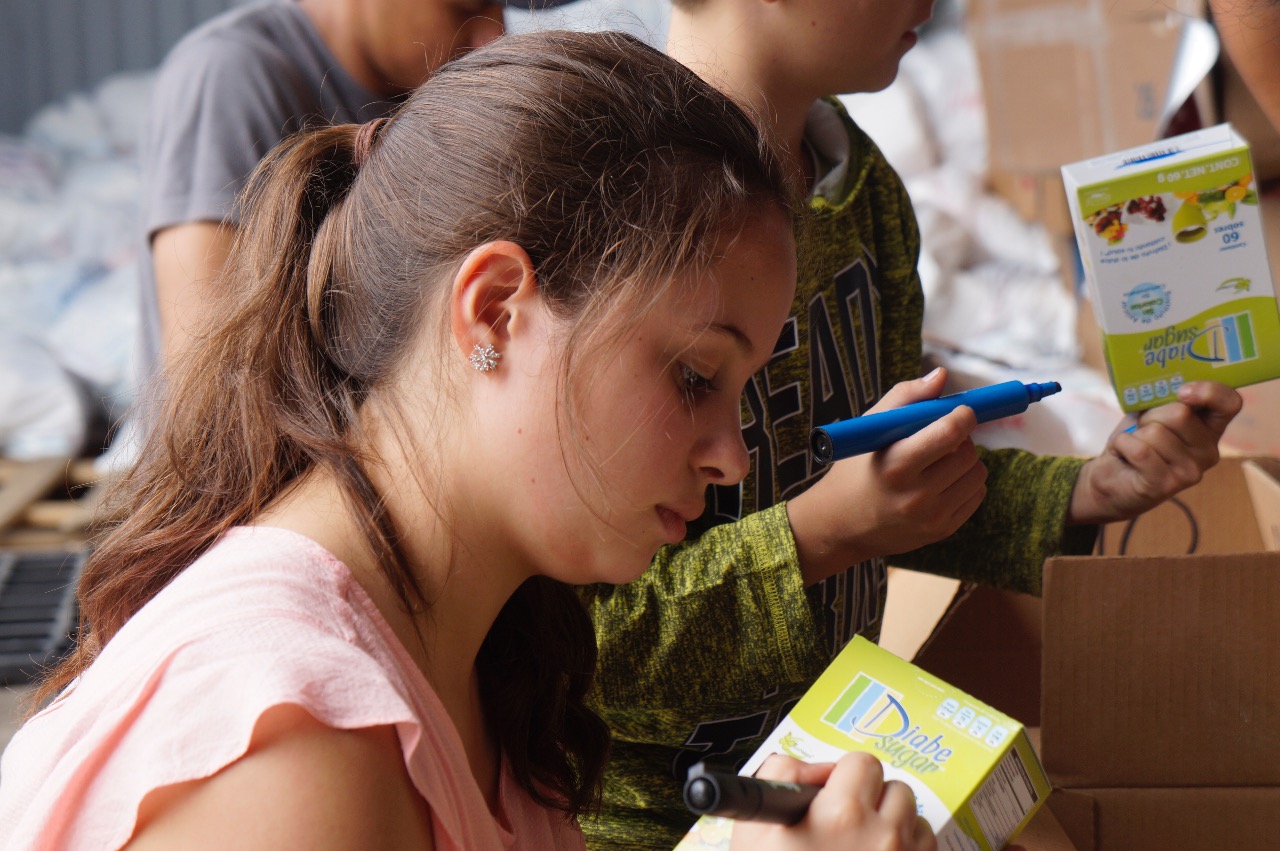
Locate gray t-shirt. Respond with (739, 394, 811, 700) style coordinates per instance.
(137, 0, 397, 382)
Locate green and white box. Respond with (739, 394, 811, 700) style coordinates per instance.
(1062, 123, 1280, 412)
(674, 636, 1050, 851)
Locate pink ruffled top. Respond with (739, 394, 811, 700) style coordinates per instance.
(0, 526, 585, 851)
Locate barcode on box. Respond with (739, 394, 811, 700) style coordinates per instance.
(971, 747, 1038, 849)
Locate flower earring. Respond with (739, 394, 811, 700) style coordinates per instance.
(469, 343, 501, 373)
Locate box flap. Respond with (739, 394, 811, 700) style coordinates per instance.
(1045, 790, 1095, 851)
(1041, 553, 1280, 787)
(1096, 456, 1264, 556)
(880, 568, 964, 663)
(1243, 457, 1280, 551)
(912, 586, 1044, 726)
(1017, 799, 1080, 851)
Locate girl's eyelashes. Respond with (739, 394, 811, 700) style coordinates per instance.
(679, 363, 718, 402)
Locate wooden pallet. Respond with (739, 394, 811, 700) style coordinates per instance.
(0, 548, 85, 684)
(0, 458, 110, 550)
(0, 457, 105, 683)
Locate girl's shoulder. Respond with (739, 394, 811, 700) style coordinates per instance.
(0, 527, 423, 850)
(125, 703, 437, 851)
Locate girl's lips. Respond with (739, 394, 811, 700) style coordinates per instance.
(656, 505, 688, 544)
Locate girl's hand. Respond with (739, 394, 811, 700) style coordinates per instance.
(729, 752, 937, 851)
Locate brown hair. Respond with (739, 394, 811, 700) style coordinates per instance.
(36, 30, 793, 816)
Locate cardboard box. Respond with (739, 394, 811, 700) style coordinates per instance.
(967, 0, 1202, 174)
(1062, 124, 1280, 413)
(988, 169, 1075, 238)
(893, 456, 1280, 849)
(904, 456, 1279, 718)
(968, 1, 1211, 381)
(1040, 552, 1280, 849)
(675, 636, 1050, 851)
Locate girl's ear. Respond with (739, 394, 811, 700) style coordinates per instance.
(448, 241, 540, 362)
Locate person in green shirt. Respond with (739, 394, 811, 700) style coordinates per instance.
(581, 2, 1243, 847)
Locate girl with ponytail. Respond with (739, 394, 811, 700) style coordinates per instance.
(0, 29, 935, 851)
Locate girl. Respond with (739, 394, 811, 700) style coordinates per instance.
(0, 30, 934, 851)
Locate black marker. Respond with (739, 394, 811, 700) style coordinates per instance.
(683, 762, 820, 825)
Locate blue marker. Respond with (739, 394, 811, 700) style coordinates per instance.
(811, 380, 1062, 464)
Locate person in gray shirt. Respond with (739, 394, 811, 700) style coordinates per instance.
(140, 0, 573, 384)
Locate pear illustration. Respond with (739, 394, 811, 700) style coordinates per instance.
(1173, 199, 1208, 243)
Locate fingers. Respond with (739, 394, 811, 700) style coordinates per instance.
(879, 404, 978, 471)
(754, 752, 835, 788)
(1116, 419, 1203, 491)
(878, 779, 920, 839)
(918, 404, 979, 456)
(861, 405, 985, 537)
(816, 755, 928, 849)
(1118, 391, 1231, 481)
(1091, 381, 1240, 520)
(742, 753, 938, 851)
(1174, 380, 1243, 437)
(882, 406, 984, 494)
(1080, 381, 1236, 522)
(866, 367, 948, 415)
(753, 752, 804, 784)
(914, 815, 939, 850)
(817, 751, 885, 815)
(938, 460, 989, 528)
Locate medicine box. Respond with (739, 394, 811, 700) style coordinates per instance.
(673, 636, 1050, 851)
(1061, 124, 1280, 412)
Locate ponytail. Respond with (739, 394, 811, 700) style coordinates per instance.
(34, 122, 422, 705)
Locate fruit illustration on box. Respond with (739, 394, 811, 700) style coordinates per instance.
(1084, 196, 1167, 244)
(1171, 174, 1258, 243)
(778, 731, 810, 759)
(1126, 195, 1166, 221)
(1173, 199, 1208, 243)
(1085, 204, 1127, 243)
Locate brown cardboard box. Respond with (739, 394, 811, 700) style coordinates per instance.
(889, 455, 1280, 849)
(967, 0, 1201, 174)
(967, 1, 1213, 380)
(968, 0, 1206, 286)
(901, 456, 1267, 724)
(986, 169, 1074, 238)
(1040, 551, 1280, 849)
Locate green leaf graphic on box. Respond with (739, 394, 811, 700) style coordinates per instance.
(778, 731, 810, 759)
(1219, 278, 1252, 294)
(1203, 199, 1236, 220)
